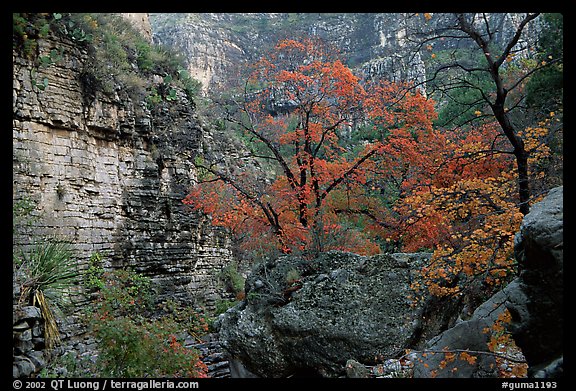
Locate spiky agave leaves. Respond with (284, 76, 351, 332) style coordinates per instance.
(17, 239, 80, 350)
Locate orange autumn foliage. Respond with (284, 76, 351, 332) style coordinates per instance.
(183, 37, 555, 306)
(398, 117, 553, 299)
(183, 38, 436, 257)
(484, 309, 529, 377)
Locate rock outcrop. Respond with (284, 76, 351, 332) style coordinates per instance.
(186, 334, 231, 378)
(218, 251, 431, 377)
(510, 186, 563, 377)
(150, 13, 427, 94)
(13, 305, 46, 378)
(120, 13, 153, 42)
(13, 18, 234, 376)
(412, 279, 528, 378)
(13, 27, 232, 308)
(150, 13, 541, 95)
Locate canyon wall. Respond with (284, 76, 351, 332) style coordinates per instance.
(150, 13, 427, 94)
(12, 28, 232, 309)
(150, 13, 540, 94)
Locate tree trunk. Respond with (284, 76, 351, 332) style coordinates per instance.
(490, 100, 531, 215)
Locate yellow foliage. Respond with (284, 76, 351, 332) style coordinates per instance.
(486, 309, 528, 378)
(459, 352, 478, 365)
(409, 173, 520, 298)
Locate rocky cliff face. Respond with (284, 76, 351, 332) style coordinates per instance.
(150, 13, 540, 94)
(12, 30, 232, 310)
(150, 13, 424, 94)
(120, 13, 153, 42)
(511, 186, 563, 377)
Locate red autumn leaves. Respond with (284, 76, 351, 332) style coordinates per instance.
(183, 38, 551, 296)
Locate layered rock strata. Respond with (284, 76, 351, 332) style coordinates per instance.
(13, 28, 234, 377)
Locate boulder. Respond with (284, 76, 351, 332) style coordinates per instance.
(218, 186, 563, 378)
(412, 279, 527, 378)
(14, 306, 42, 324)
(345, 359, 371, 378)
(510, 186, 563, 377)
(218, 251, 431, 377)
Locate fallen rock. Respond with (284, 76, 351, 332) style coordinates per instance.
(14, 306, 42, 323)
(345, 359, 370, 378)
(219, 251, 431, 377)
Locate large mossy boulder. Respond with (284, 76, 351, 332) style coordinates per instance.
(218, 251, 431, 377)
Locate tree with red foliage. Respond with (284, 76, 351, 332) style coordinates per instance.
(183, 38, 436, 257)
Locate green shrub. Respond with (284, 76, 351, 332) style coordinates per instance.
(146, 87, 163, 108)
(13, 13, 53, 58)
(176, 68, 203, 100)
(135, 40, 154, 71)
(285, 268, 301, 284)
(94, 315, 208, 377)
(156, 299, 210, 337)
(39, 349, 97, 378)
(213, 298, 238, 316)
(91, 268, 154, 318)
(84, 252, 105, 291)
(15, 13, 202, 103)
(88, 268, 209, 377)
(63, 13, 201, 101)
(217, 261, 246, 298)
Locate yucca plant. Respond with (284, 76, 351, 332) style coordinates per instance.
(16, 239, 80, 350)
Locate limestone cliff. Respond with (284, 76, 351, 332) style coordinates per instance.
(12, 21, 232, 309)
(150, 13, 425, 94)
(120, 13, 153, 42)
(150, 13, 540, 94)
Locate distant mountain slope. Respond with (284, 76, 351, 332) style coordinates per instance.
(150, 13, 539, 95)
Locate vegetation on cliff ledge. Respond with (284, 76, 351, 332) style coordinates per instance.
(13, 13, 202, 103)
